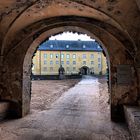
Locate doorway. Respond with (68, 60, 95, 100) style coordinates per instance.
(80, 66, 89, 75)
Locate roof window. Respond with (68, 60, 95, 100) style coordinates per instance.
(66, 45, 69, 48)
(83, 45, 86, 48)
(50, 44, 53, 48)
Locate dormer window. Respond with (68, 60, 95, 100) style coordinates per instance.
(50, 44, 53, 48)
(66, 45, 69, 48)
(83, 45, 86, 48)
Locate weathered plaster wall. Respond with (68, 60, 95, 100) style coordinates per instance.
(0, 0, 139, 121)
(0, 0, 140, 52)
(0, 17, 138, 120)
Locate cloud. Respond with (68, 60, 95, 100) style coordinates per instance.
(49, 32, 95, 41)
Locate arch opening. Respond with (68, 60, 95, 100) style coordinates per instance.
(22, 24, 137, 122)
(30, 31, 109, 119)
(80, 66, 90, 75)
(1, 16, 137, 122)
(0, 1, 139, 139)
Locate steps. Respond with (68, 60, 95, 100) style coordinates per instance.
(124, 105, 140, 140)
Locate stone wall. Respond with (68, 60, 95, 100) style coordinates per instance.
(135, 0, 140, 9)
(124, 106, 140, 140)
(0, 0, 139, 121)
(0, 102, 10, 121)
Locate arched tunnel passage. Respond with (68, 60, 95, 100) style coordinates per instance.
(0, 0, 139, 138)
(0, 16, 138, 123)
(23, 26, 112, 119)
(0, 30, 134, 139)
(23, 23, 138, 122)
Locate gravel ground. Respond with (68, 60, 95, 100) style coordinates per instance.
(0, 77, 131, 140)
(30, 77, 109, 115)
(31, 79, 80, 113)
(98, 77, 110, 114)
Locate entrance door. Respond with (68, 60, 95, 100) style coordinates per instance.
(81, 67, 89, 75)
(83, 67, 87, 75)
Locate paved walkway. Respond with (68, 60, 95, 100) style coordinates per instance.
(0, 76, 131, 140)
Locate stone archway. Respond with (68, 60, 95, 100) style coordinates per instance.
(23, 25, 111, 118)
(80, 66, 90, 75)
(0, 16, 138, 122)
(21, 20, 137, 122)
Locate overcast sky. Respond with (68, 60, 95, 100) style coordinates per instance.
(49, 32, 95, 41)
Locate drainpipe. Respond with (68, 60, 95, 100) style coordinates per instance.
(101, 52, 103, 74)
(60, 50, 61, 67)
(39, 51, 41, 75)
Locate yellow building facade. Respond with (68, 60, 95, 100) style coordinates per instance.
(32, 40, 107, 76)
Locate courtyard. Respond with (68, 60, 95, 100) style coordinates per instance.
(0, 76, 131, 140)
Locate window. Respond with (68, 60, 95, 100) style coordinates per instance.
(50, 54, 53, 59)
(83, 45, 86, 48)
(44, 54, 47, 59)
(98, 58, 101, 62)
(61, 54, 64, 59)
(61, 61, 64, 65)
(44, 60, 47, 65)
(73, 61, 76, 65)
(56, 54, 59, 58)
(98, 64, 101, 68)
(43, 67, 47, 71)
(56, 61, 59, 65)
(66, 45, 69, 48)
(67, 67, 70, 71)
(66, 54, 70, 59)
(66, 61, 70, 65)
(50, 61, 53, 65)
(50, 67, 53, 71)
(91, 67, 94, 71)
(73, 54, 76, 59)
(82, 54, 86, 59)
(83, 61, 86, 65)
(73, 67, 76, 71)
(97, 45, 100, 49)
(91, 61, 94, 65)
(91, 54, 94, 59)
(50, 44, 53, 48)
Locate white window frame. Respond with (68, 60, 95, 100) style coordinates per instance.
(50, 61, 53, 65)
(66, 54, 70, 59)
(73, 61, 76, 65)
(90, 54, 94, 59)
(82, 54, 86, 59)
(61, 54, 64, 59)
(44, 54, 47, 59)
(73, 54, 76, 59)
(50, 54, 53, 59)
(66, 61, 70, 65)
(44, 60, 47, 65)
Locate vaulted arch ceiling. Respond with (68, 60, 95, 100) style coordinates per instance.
(0, 0, 139, 120)
(0, 0, 140, 58)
